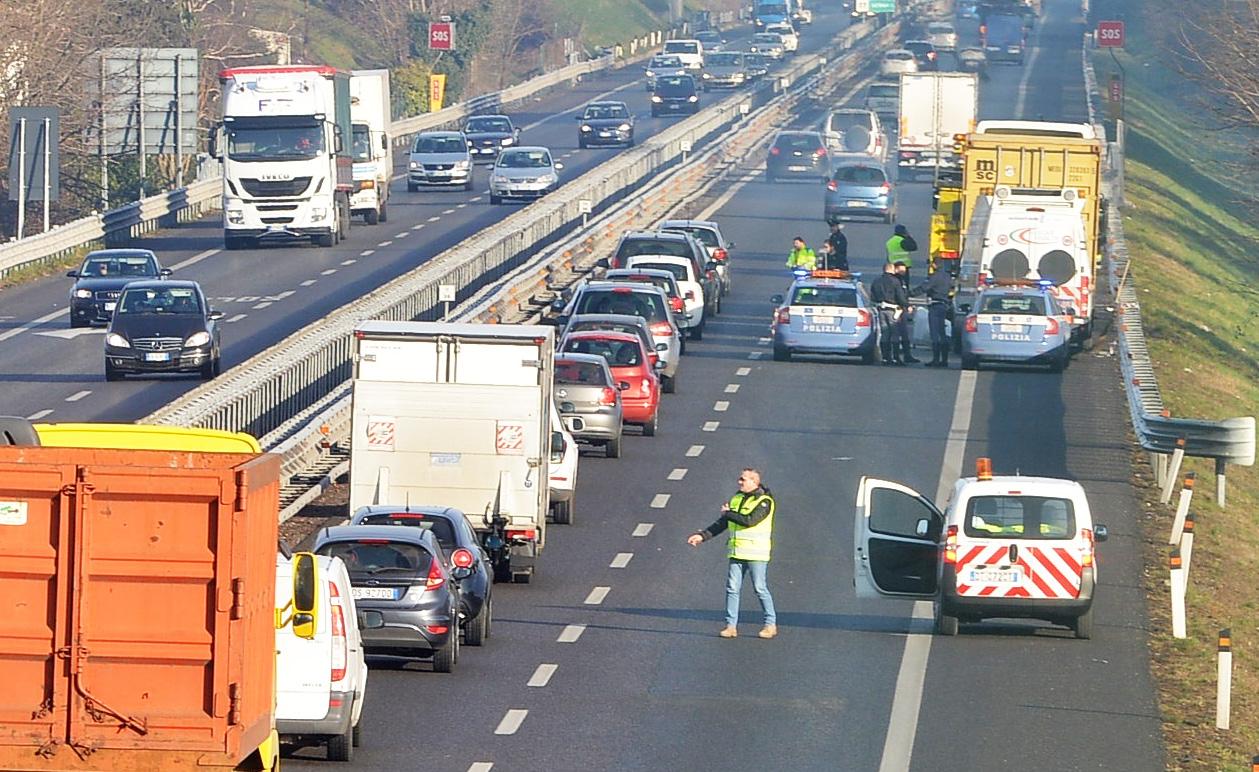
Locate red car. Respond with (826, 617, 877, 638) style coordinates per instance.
(560, 331, 662, 436)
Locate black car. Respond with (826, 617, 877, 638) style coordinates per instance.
(766, 130, 829, 182)
(743, 52, 772, 81)
(651, 74, 700, 116)
(462, 114, 521, 163)
(904, 40, 940, 71)
(67, 249, 171, 328)
(104, 280, 223, 381)
(314, 525, 464, 672)
(577, 101, 635, 148)
(349, 505, 494, 646)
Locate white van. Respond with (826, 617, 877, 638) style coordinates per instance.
(623, 254, 712, 339)
(548, 403, 579, 525)
(275, 553, 368, 762)
(662, 39, 704, 70)
(853, 458, 1109, 639)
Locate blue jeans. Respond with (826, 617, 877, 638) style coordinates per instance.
(726, 559, 776, 627)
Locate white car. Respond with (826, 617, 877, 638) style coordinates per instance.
(659, 219, 735, 296)
(927, 21, 959, 51)
(764, 22, 799, 53)
(662, 39, 704, 69)
(488, 146, 563, 204)
(624, 254, 711, 340)
(548, 403, 579, 525)
(879, 49, 919, 77)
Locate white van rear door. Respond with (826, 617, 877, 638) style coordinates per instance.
(854, 477, 943, 599)
(274, 557, 333, 722)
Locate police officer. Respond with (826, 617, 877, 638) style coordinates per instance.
(912, 266, 955, 367)
(893, 262, 920, 363)
(687, 468, 778, 639)
(885, 224, 918, 285)
(869, 262, 909, 366)
(821, 222, 848, 271)
(785, 236, 817, 271)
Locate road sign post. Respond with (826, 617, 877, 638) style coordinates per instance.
(1097, 21, 1125, 122)
(429, 21, 455, 51)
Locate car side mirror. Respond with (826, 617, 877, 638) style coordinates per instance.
(1094, 524, 1109, 542)
(618, 381, 631, 391)
(160, 268, 173, 276)
(288, 552, 320, 640)
(655, 342, 668, 352)
(705, 261, 719, 273)
(451, 566, 473, 581)
(595, 257, 610, 269)
(684, 290, 695, 300)
(554, 162, 564, 170)
(653, 360, 666, 371)
(66, 271, 78, 278)
(358, 609, 386, 630)
(770, 294, 784, 304)
(381, 133, 389, 150)
(550, 299, 567, 312)
(1065, 306, 1078, 317)
(208, 310, 226, 321)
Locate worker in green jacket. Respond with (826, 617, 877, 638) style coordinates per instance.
(785, 236, 817, 272)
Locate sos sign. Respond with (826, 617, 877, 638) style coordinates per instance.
(429, 21, 455, 51)
(1096, 20, 1124, 48)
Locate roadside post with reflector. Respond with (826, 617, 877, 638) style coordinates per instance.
(1168, 472, 1195, 545)
(1169, 546, 1186, 639)
(1179, 512, 1195, 576)
(1216, 629, 1232, 730)
(1159, 437, 1187, 504)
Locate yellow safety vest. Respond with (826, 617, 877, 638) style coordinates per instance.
(786, 247, 817, 270)
(727, 491, 775, 561)
(885, 235, 912, 267)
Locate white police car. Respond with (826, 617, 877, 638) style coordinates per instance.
(960, 281, 1072, 371)
(770, 269, 877, 363)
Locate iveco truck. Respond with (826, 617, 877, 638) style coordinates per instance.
(349, 70, 392, 225)
(217, 65, 354, 250)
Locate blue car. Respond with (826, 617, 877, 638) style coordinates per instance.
(770, 270, 878, 363)
(825, 161, 897, 223)
(960, 283, 1072, 371)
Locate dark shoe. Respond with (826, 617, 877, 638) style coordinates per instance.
(903, 355, 921, 364)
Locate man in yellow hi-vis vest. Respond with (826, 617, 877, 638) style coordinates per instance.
(687, 468, 778, 639)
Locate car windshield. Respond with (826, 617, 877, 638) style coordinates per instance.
(609, 274, 677, 296)
(354, 514, 457, 550)
(584, 104, 629, 120)
(906, 42, 933, 55)
(318, 540, 434, 578)
(757, 3, 789, 15)
(617, 238, 691, 259)
(226, 123, 323, 161)
(776, 133, 823, 151)
(81, 254, 157, 277)
(667, 226, 718, 248)
(886, 51, 914, 61)
(414, 136, 466, 154)
(664, 41, 699, 55)
(964, 495, 1076, 539)
(116, 287, 202, 315)
(498, 150, 552, 168)
(980, 294, 1047, 315)
(556, 359, 612, 385)
(791, 286, 858, 307)
(465, 117, 511, 133)
(629, 261, 688, 281)
(651, 56, 683, 67)
(869, 84, 899, 98)
(574, 290, 668, 321)
(754, 34, 781, 44)
(707, 53, 743, 66)
(351, 125, 372, 162)
(563, 337, 643, 367)
(569, 320, 643, 339)
(656, 76, 693, 90)
(929, 23, 954, 33)
(828, 113, 872, 134)
(833, 165, 887, 184)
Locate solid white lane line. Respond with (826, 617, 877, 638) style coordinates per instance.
(360, 249, 375, 256)
(64, 390, 91, 402)
(520, 79, 639, 131)
(878, 371, 977, 772)
(702, 421, 720, 432)
(427, 215, 442, 222)
(632, 523, 654, 537)
(26, 409, 53, 420)
(686, 445, 705, 457)
(610, 552, 633, 569)
(584, 586, 611, 605)
(736, 367, 751, 376)
(668, 468, 688, 481)
(557, 624, 586, 643)
(748, 351, 764, 360)
(527, 664, 558, 687)
(494, 710, 528, 735)
(650, 493, 670, 508)
(300, 279, 317, 287)
(0, 308, 68, 344)
(341, 259, 357, 266)
(226, 313, 247, 323)
(321, 269, 337, 276)
(725, 384, 740, 393)
(252, 301, 272, 309)
(169, 248, 220, 271)
(468, 764, 494, 772)
(714, 401, 729, 412)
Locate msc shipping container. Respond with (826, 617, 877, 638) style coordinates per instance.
(0, 445, 281, 771)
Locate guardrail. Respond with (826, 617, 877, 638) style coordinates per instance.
(1083, 41, 1256, 506)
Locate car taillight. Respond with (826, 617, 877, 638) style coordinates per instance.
(978, 271, 989, 285)
(881, 182, 892, 193)
(1044, 316, 1060, 335)
(944, 525, 959, 564)
(669, 296, 684, 313)
(329, 581, 347, 682)
(964, 315, 978, 333)
(940, 250, 958, 260)
(506, 528, 537, 541)
(640, 377, 652, 394)
(815, 147, 827, 157)
(856, 309, 872, 327)
(452, 548, 475, 569)
(775, 307, 790, 325)
(599, 386, 618, 406)
(610, 256, 620, 269)
(900, 151, 915, 159)
(650, 320, 674, 337)
(769, 146, 781, 155)
(1081, 528, 1095, 567)
(425, 560, 446, 591)
(712, 248, 728, 262)
(826, 180, 838, 192)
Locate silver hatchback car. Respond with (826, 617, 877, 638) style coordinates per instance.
(554, 352, 625, 458)
(408, 131, 473, 191)
(488, 146, 563, 204)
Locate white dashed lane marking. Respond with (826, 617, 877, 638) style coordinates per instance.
(668, 468, 688, 481)
(610, 553, 633, 569)
(714, 401, 729, 412)
(427, 216, 441, 222)
(253, 302, 272, 310)
(27, 409, 53, 420)
(703, 421, 720, 432)
(64, 390, 91, 402)
(300, 279, 317, 287)
(725, 384, 740, 394)
(470, 196, 483, 202)
(494, 710, 527, 736)
(457, 203, 469, 208)
(557, 624, 586, 643)
(412, 223, 426, 230)
(748, 351, 764, 360)
(632, 523, 654, 537)
(442, 208, 456, 215)
(686, 445, 705, 457)
(736, 367, 751, 376)
(584, 586, 611, 605)
(321, 269, 337, 276)
(468, 764, 494, 772)
(360, 249, 375, 256)
(341, 259, 357, 266)
(757, 337, 771, 345)
(650, 494, 670, 508)
(378, 240, 393, 247)
(226, 313, 248, 323)
(395, 232, 409, 239)
(527, 664, 558, 687)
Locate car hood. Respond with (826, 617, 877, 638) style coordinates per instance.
(707, 65, 744, 76)
(109, 313, 208, 339)
(72, 276, 151, 292)
(493, 166, 554, 180)
(466, 131, 512, 142)
(411, 151, 469, 164)
(582, 117, 632, 128)
(656, 88, 696, 99)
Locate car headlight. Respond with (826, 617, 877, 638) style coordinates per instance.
(651, 95, 663, 103)
(409, 160, 421, 169)
(687, 95, 699, 102)
(580, 125, 592, 132)
(541, 173, 558, 184)
(501, 137, 515, 146)
(184, 331, 211, 348)
(454, 160, 470, 169)
(702, 72, 711, 79)
(310, 207, 327, 222)
(618, 123, 631, 131)
(646, 70, 656, 77)
(74, 289, 93, 299)
(105, 333, 130, 348)
(226, 209, 245, 224)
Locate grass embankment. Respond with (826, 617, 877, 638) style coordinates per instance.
(1093, 0, 1259, 768)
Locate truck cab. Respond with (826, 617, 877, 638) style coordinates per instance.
(349, 69, 392, 225)
(853, 458, 1108, 638)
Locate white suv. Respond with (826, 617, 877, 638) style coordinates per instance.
(662, 39, 704, 69)
(764, 22, 799, 53)
(822, 108, 887, 162)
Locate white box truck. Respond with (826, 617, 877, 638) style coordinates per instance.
(349, 70, 392, 225)
(897, 72, 978, 181)
(349, 321, 555, 583)
(216, 65, 354, 249)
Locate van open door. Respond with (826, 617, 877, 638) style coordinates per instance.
(854, 477, 945, 599)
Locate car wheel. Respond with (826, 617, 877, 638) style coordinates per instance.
(351, 721, 363, 748)
(860, 345, 877, 365)
(364, 208, 379, 225)
(327, 724, 354, 762)
(492, 559, 512, 584)
(70, 317, 87, 329)
(651, 109, 660, 118)
(223, 236, 251, 251)
(104, 362, 122, 382)
(642, 412, 658, 437)
(690, 321, 704, 341)
(766, 171, 775, 183)
(378, 203, 388, 223)
(961, 354, 978, 370)
(578, 138, 587, 149)
(465, 600, 489, 646)
(936, 607, 959, 636)
(773, 344, 791, 362)
(200, 358, 216, 380)
(432, 636, 456, 673)
(314, 232, 335, 248)
(490, 194, 502, 205)
(626, 136, 635, 147)
(1073, 607, 1093, 640)
(605, 435, 623, 458)
(552, 496, 574, 525)
(406, 182, 418, 192)
(212, 355, 222, 377)
(662, 374, 676, 394)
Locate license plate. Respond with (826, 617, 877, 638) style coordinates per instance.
(967, 569, 1021, 584)
(847, 200, 868, 207)
(788, 165, 808, 171)
(143, 352, 170, 362)
(599, 131, 612, 137)
(351, 587, 397, 600)
(104, 302, 116, 312)
(1000, 324, 1026, 333)
(809, 315, 835, 324)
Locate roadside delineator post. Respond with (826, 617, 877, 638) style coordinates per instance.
(1169, 472, 1195, 545)
(1159, 437, 1186, 504)
(1169, 546, 1186, 639)
(1249, 753, 1258, 771)
(1215, 458, 1228, 508)
(1179, 512, 1195, 577)
(1216, 629, 1232, 730)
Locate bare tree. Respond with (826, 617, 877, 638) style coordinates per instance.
(1177, 0, 1259, 162)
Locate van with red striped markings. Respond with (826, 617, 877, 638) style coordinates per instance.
(853, 457, 1109, 639)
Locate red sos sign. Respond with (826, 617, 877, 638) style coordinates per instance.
(429, 22, 455, 51)
(1096, 20, 1124, 48)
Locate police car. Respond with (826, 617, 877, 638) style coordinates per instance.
(769, 270, 877, 363)
(853, 458, 1109, 638)
(960, 280, 1072, 372)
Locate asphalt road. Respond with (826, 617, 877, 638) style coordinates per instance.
(279, 2, 1163, 770)
(0, 10, 853, 424)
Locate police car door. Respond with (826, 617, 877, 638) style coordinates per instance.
(853, 477, 943, 599)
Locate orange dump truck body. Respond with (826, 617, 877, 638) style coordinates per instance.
(0, 446, 280, 771)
